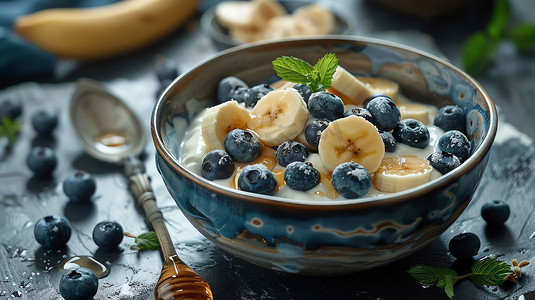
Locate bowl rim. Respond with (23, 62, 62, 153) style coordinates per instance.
(151, 36, 498, 209)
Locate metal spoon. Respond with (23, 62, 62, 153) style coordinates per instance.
(70, 79, 213, 300)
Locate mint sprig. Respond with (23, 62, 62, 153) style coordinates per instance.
(408, 255, 513, 299)
(463, 0, 535, 75)
(0, 117, 21, 144)
(124, 231, 161, 251)
(272, 53, 338, 92)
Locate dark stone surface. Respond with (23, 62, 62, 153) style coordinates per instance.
(1, 1, 535, 299)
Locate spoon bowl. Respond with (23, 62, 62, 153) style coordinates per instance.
(70, 79, 146, 163)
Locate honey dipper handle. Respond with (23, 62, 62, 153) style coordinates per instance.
(124, 155, 177, 259)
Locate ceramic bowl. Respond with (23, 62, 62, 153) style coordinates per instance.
(151, 37, 497, 275)
(200, 0, 356, 50)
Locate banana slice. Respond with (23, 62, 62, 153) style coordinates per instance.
(318, 115, 385, 174)
(248, 88, 308, 147)
(329, 66, 373, 105)
(294, 4, 335, 35)
(270, 80, 296, 90)
(262, 15, 316, 40)
(201, 101, 251, 151)
(373, 156, 432, 193)
(399, 103, 430, 124)
(357, 76, 399, 101)
(228, 26, 262, 43)
(216, 0, 286, 31)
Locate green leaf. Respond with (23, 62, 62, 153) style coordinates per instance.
(469, 256, 513, 287)
(312, 53, 338, 91)
(487, 0, 510, 40)
(462, 32, 495, 76)
(125, 231, 161, 251)
(0, 117, 21, 144)
(408, 265, 458, 299)
(509, 23, 535, 50)
(272, 56, 314, 85)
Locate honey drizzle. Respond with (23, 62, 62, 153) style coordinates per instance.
(155, 255, 213, 300)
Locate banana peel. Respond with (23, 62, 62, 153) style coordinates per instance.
(14, 0, 199, 60)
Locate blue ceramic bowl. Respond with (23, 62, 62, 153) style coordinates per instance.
(151, 37, 497, 275)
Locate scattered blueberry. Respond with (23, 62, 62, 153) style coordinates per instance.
(307, 91, 344, 121)
(217, 76, 249, 104)
(34, 215, 71, 249)
(63, 170, 96, 202)
(437, 130, 471, 162)
(92, 221, 124, 250)
(343, 107, 374, 123)
(392, 119, 430, 149)
(238, 164, 277, 195)
(27, 147, 57, 177)
(304, 119, 330, 148)
(276, 141, 308, 167)
(284, 162, 320, 191)
(31, 109, 58, 136)
(366, 95, 400, 131)
(481, 200, 510, 226)
(434, 105, 466, 132)
(154, 58, 180, 83)
(59, 267, 98, 300)
(244, 84, 273, 107)
(293, 84, 312, 104)
(448, 232, 480, 259)
(427, 151, 461, 174)
(379, 131, 396, 152)
(201, 150, 235, 181)
(0, 97, 23, 120)
(224, 129, 262, 163)
(331, 162, 371, 198)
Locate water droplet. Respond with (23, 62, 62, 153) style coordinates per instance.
(4, 276, 9, 282)
(23, 221, 33, 229)
(11, 290, 22, 297)
(518, 248, 527, 254)
(57, 256, 110, 279)
(530, 231, 535, 239)
(491, 287, 497, 292)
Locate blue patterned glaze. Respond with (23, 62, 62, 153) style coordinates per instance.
(152, 37, 497, 275)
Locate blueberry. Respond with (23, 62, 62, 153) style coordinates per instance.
(27, 147, 57, 177)
(304, 119, 330, 148)
(32, 109, 58, 136)
(201, 150, 235, 180)
(293, 84, 312, 104)
(155, 58, 180, 83)
(366, 95, 400, 131)
(427, 151, 461, 174)
(284, 162, 320, 191)
(92, 221, 124, 250)
(379, 131, 396, 152)
(437, 130, 471, 162)
(238, 164, 277, 195)
(308, 92, 344, 121)
(343, 107, 374, 123)
(481, 200, 510, 226)
(448, 232, 480, 259)
(34, 215, 71, 249)
(0, 97, 23, 120)
(63, 170, 96, 202)
(331, 162, 371, 198)
(59, 267, 98, 300)
(434, 105, 465, 132)
(224, 129, 262, 163)
(276, 141, 308, 167)
(217, 76, 249, 104)
(244, 84, 273, 107)
(392, 119, 430, 149)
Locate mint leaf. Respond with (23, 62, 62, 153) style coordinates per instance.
(0, 117, 21, 144)
(312, 53, 338, 91)
(407, 264, 458, 299)
(470, 256, 512, 287)
(272, 56, 313, 85)
(124, 231, 160, 251)
(509, 23, 535, 50)
(462, 32, 495, 75)
(487, 0, 511, 40)
(272, 53, 339, 92)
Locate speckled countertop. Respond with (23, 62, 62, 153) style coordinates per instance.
(1, 1, 535, 299)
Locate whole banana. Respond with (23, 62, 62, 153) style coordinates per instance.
(14, 0, 199, 60)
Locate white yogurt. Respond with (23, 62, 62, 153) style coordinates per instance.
(178, 96, 444, 201)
